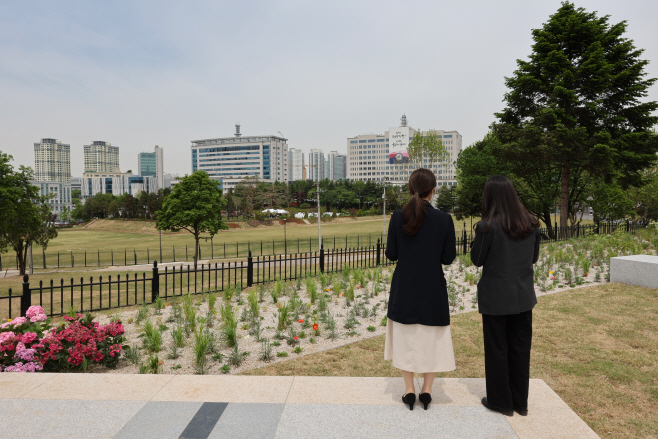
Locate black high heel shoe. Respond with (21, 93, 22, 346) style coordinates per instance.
(419, 393, 432, 410)
(402, 393, 416, 411)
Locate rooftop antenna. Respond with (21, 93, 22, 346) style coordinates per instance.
(278, 131, 285, 138)
(401, 114, 407, 127)
(235, 122, 241, 137)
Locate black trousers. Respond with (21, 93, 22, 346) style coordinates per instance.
(482, 310, 533, 410)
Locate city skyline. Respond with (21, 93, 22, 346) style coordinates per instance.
(1, 1, 656, 176)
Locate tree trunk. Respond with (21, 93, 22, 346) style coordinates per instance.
(16, 242, 26, 276)
(542, 210, 554, 239)
(560, 165, 570, 229)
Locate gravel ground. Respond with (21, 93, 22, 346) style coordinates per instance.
(91, 254, 613, 376)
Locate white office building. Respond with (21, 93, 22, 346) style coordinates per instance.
(191, 125, 288, 190)
(82, 171, 157, 198)
(32, 180, 74, 214)
(288, 148, 304, 182)
(84, 141, 120, 173)
(34, 138, 71, 183)
(346, 115, 462, 186)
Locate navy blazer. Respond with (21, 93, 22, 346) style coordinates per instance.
(470, 221, 541, 315)
(385, 201, 456, 326)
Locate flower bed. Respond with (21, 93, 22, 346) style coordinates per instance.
(227, 223, 241, 229)
(0, 306, 126, 373)
(248, 220, 261, 227)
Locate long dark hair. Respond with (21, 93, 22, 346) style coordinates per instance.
(402, 168, 436, 236)
(478, 175, 539, 239)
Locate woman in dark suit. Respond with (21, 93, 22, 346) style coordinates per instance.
(470, 175, 541, 417)
(384, 168, 457, 411)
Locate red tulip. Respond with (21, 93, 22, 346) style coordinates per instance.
(313, 323, 319, 331)
(293, 336, 299, 340)
(298, 319, 304, 323)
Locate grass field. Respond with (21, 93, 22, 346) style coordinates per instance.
(0, 216, 475, 270)
(241, 283, 658, 439)
(1, 214, 592, 272)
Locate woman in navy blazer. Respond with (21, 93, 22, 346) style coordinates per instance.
(384, 168, 456, 410)
(470, 175, 541, 417)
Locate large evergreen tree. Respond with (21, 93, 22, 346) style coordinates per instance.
(492, 2, 658, 228)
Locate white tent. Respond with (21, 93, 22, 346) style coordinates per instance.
(275, 209, 289, 214)
(294, 212, 305, 219)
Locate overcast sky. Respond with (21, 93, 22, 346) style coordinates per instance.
(1, 0, 657, 177)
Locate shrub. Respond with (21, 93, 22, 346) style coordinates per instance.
(0, 307, 127, 373)
(248, 220, 261, 227)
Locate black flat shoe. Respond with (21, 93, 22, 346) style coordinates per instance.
(419, 393, 432, 410)
(402, 393, 416, 411)
(481, 397, 513, 416)
(513, 405, 528, 416)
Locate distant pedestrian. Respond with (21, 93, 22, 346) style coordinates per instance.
(384, 168, 457, 411)
(471, 175, 541, 417)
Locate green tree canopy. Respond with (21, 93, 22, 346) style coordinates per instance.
(492, 2, 658, 228)
(0, 152, 58, 275)
(156, 171, 227, 268)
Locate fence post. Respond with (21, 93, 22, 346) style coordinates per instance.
(247, 251, 253, 287)
(463, 229, 468, 254)
(626, 219, 629, 233)
(320, 244, 325, 273)
(151, 260, 159, 302)
(21, 274, 31, 317)
(376, 239, 381, 266)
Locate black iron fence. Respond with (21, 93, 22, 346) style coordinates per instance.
(0, 232, 388, 271)
(1, 241, 395, 320)
(1, 221, 649, 320)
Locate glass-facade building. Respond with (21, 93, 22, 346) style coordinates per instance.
(138, 152, 157, 176)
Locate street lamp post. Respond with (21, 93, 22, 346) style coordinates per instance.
(284, 218, 287, 255)
(382, 182, 387, 241)
(317, 180, 322, 251)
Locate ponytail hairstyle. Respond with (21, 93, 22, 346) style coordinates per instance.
(478, 175, 539, 239)
(402, 168, 437, 236)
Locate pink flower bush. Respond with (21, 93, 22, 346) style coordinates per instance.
(1, 308, 126, 373)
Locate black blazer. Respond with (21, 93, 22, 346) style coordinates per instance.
(470, 221, 541, 315)
(385, 202, 456, 326)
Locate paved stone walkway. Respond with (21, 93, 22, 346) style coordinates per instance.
(0, 374, 599, 438)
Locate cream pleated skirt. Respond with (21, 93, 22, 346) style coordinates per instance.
(384, 318, 456, 373)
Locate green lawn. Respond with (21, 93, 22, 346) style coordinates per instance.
(6, 216, 485, 270)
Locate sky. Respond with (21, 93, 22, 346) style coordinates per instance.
(1, 0, 657, 177)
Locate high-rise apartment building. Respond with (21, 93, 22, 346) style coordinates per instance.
(137, 145, 164, 190)
(288, 148, 304, 182)
(346, 115, 462, 186)
(84, 141, 119, 173)
(33, 138, 71, 183)
(326, 151, 346, 181)
(191, 125, 288, 190)
(307, 149, 324, 181)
